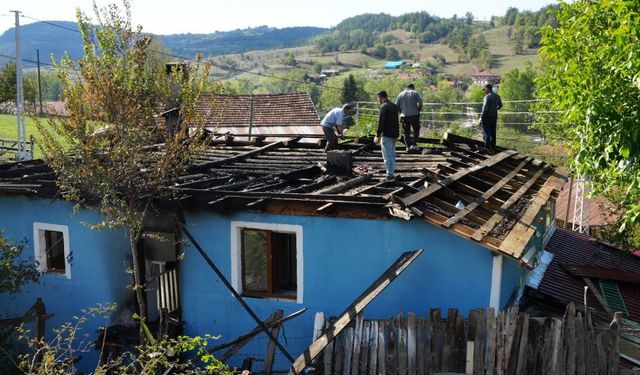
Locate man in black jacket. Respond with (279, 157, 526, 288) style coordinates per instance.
(374, 90, 401, 180)
(479, 83, 503, 149)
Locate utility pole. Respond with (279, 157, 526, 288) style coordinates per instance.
(11, 10, 28, 161)
(36, 49, 43, 116)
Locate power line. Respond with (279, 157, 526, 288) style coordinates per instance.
(19, 14, 350, 93)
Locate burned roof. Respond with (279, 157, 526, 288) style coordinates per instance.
(0, 133, 565, 262)
(194, 92, 322, 138)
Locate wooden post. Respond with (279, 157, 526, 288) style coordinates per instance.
(263, 310, 284, 375)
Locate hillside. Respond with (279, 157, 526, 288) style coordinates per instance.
(0, 22, 326, 64)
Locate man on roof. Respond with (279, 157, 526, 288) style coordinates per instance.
(396, 83, 423, 151)
(320, 103, 354, 151)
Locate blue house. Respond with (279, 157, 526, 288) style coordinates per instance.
(0, 133, 564, 371)
(384, 60, 405, 69)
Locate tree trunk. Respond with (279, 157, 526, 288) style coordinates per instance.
(130, 231, 148, 344)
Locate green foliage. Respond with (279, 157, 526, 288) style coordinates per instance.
(0, 232, 39, 295)
(0, 62, 38, 107)
(386, 47, 400, 60)
(537, 0, 640, 233)
(501, 5, 558, 49)
(281, 52, 297, 66)
(372, 44, 387, 58)
(13, 304, 231, 374)
(37, 1, 214, 341)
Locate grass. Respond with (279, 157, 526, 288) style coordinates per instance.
(0, 114, 66, 159)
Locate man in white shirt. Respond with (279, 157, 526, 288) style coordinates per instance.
(320, 104, 353, 151)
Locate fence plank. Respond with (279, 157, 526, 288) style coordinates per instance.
(486, 307, 496, 375)
(322, 322, 334, 375)
(360, 320, 370, 375)
(575, 313, 586, 375)
(263, 310, 284, 375)
(454, 314, 466, 372)
(565, 303, 577, 375)
(398, 312, 408, 375)
(369, 321, 379, 375)
(584, 313, 596, 375)
(515, 314, 530, 375)
(504, 307, 519, 374)
(473, 309, 486, 375)
(352, 314, 364, 375)
(417, 318, 426, 375)
(407, 312, 417, 375)
(343, 328, 354, 375)
(496, 310, 505, 375)
(428, 309, 442, 373)
(607, 316, 620, 375)
(386, 318, 397, 375)
(442, 308, 456, 371)
(378, 321, 386, 375)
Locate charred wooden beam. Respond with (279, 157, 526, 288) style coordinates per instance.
(313, 175, 372, 195)
(442, 158, 531, 228)
(190, 139, 295, 172)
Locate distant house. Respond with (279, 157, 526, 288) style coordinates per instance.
(0, 133, 565, 371)
(521, 228, 640, 365)
(471, 70, 501, 87)
(554, 180, 618, 234)
(396, 71, 423, 80)
(384, 60, 405, 69)
(320, 69, 340, 76)
(193, 92, 322, 140)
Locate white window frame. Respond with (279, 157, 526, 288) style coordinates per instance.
(33, 222, 71, 279)
(230, 221, 303, 303)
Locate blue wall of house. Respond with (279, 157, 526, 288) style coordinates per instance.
(0, 196, 132, 369)
(180, 211, 522, 370)
(501, 256, 523, 307)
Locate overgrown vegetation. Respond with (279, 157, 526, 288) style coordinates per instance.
(537, 0, 640, 247)
(37, 0, 213, 343)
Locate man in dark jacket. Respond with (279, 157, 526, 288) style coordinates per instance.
(375, 90, 401, 180)
(479, 83, 503, 149)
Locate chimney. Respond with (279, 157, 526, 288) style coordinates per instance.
(326, 150, 352, 176)
(164, 63, 188, 135)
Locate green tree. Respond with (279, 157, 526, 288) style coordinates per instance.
(0, 232, 39, 295)
(0, 62, 38, 108)
(38, 1, 213, 342)
(537, 0, 640, 240)
(386, 47, 400, 60)
(372, 44, 387, 58)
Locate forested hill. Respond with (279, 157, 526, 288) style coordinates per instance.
(157, 26, 326, 58)
(0, 22, 326, 64)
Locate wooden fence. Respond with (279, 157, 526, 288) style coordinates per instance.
(317, 303, 632, 375)
(0, 137, 34, 160)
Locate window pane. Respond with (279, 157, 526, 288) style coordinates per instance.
(242, 229, 269, 293)
(272, 232, 296, 294)
(45, 230, 66, 272)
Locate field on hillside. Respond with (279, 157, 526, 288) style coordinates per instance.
(215, 25, 538, 82)
(0, 114, 65, 159)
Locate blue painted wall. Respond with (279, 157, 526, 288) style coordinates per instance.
(180, 211, 521, 370)
(501, 256, 523, 307)
(0, 195, 528, 372)
(0, 196, 132, 369)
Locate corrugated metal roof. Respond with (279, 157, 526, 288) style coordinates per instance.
(555, 180, 618, 227)
(537, 228, 640, 321)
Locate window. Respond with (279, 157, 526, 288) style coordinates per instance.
(34, 223, 71, 278)
(599, 280, 629, 316)
(231, 222, 302, 303)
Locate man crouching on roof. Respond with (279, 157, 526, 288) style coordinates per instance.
(320, 103, 353, 151)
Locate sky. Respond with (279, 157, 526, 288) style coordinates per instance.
(1, 0, 559, 35)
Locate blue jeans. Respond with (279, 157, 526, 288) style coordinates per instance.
(381, 136, 396, 177)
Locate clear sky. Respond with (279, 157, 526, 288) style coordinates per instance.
(1, 0, 559, 35)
